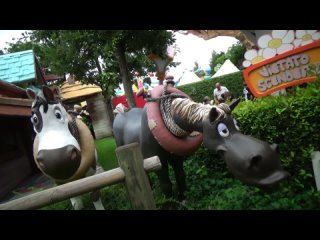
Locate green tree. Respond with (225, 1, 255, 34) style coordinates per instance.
(98, 30, 175, 108)
(3, 31, 59, 75)
(210, 52, 226, 74)
(4, 31, 33, 53)
(29, 30, 119, 122)
(209, 42, 246, 74)
(193, 61, 199, 71)
(209, 50, 217, 70)
(225, 42, 246, 69)
(29, 30, 175, 121)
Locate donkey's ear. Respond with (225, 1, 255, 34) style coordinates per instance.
(209, 107, 220, 123)
(26, 88, 36, 100)
(51, 85, 60, 96)
(229, 98, 241, 112)
(51, 85, 61, 100)
(42, 85, 55, 102)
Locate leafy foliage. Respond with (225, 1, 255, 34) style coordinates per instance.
(210, 52, 226, 74)
(3, 31, 57, 75)
(29, 30, 174, 109)
(193, 61, 199, 71)
(209, 42, 246, 74)
(225, 42, 246, 69)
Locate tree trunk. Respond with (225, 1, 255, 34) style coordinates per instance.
(104, 94, 115, 124)
(87, 94, 112, 139)
(95, 57, 103, 75)
(94, 57, 115, 124)
(116, 43, 136, 108)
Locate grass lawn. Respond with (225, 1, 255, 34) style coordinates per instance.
(95, 137, 118, 170)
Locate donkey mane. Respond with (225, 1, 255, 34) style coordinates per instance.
(171, 98, 228, 124)
(32, 96, 49, 113)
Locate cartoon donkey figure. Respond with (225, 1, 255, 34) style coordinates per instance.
(26, 85, 104, 210)
(113, 82, 290, 201)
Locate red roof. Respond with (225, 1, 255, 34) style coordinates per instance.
(0, 80, 32, 117)
(0, 80, 28, 98)
(44, 74, 64, 82)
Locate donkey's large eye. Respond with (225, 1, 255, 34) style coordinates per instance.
(233, 118, 240, 131)
(217, 123, 229, 137)
(32, 114, 38, 124)
(54, 109, 63, 120)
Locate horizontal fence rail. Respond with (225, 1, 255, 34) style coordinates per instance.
(0, 154, 161, 210)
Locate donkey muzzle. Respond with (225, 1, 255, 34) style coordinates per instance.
(37, 145, 81, 180)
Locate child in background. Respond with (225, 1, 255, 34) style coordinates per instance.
(202, 96, 211, 105)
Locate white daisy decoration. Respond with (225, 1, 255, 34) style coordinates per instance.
(242, 49, 265, 68)
(293, 30, 320, 47)
(257, 30, 294, 58)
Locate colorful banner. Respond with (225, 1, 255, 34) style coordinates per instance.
(244, 41, 320, 97)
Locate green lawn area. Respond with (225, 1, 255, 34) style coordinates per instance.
(95, 137, 118, 170)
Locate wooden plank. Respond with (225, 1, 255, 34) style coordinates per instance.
(0, 80, 27, 98)
(116, 143, 157, 210)
(0, 97, 33, 107)
(0, 105, 31, 117)
(0, 156, 160, 210)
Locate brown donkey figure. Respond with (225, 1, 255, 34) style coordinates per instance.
(27, 85, 104, 210)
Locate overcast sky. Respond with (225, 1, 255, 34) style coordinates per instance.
(168, 31, 238, 78)
(0, 30, 239, 78)
(0, 30, 27, 50)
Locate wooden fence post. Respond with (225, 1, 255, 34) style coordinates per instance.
(116, 142, 157, 210)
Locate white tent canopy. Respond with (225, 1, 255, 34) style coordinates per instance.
(176, 70, 202, 86)
(212, 59, 240, 78)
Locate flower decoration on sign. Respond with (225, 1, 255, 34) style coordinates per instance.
(293, 30, 320, 48)
(242, 30, 320, 68)
(242, 49, 265, 68)
(258, 30, 294, 58)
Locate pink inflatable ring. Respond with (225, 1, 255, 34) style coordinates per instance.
(146, 85, 203, 156)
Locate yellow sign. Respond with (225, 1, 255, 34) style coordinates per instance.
(80, 101, 87, 107)
(244, 41, 320, 97)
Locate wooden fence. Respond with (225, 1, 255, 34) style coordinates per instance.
(0, 143, 161, 210)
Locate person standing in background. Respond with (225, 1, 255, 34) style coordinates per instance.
(213, 82, 230, 105)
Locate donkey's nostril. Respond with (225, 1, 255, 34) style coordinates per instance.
(270, 143, 280, 153)
(37, 152, 45, 167)
(38, 160, 45, 168)
(249, 155, 262, 169)
(71, 148, 78, 161)
(37, 159, 45, 169)
(217, 150, 225, 157)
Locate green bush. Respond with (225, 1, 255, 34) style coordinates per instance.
(177, 71, 245, 102)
